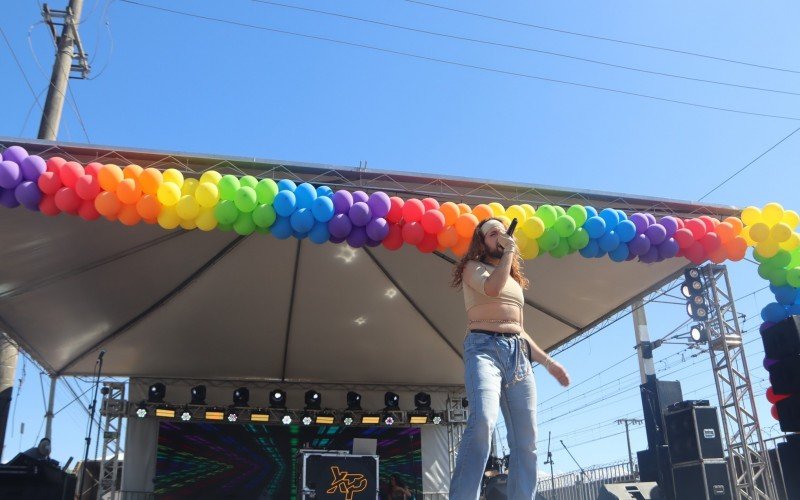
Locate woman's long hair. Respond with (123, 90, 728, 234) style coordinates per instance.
(450, 217, 529, 290)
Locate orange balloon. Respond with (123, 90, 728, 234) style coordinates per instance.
(440, 202, 460, 226)
(455, 213, 479, 238)
(472, 204, 494, 222)
(709, 246, 727, 264)
(437, 225, 460, 248)
(726, 236, 747, 261)
(715, 222, 735, 244)
(724, 217, 743, 235)
(136, 194, 161, 219)
(94, 191, 121, 217)
(98, 164, 124, 192)
(457, 203, 472, 214)
(451, 237, 471, 257)
(116, 178, 142, 205)
(123, 164, 143, 180)
(117, 204, 141, 226)
(142, 217, 158, 225)
(139, 168, 163, 195)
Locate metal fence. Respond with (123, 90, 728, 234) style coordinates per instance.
(536, 460, 638, 500)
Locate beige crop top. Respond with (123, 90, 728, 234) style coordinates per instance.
(462, 260, 524, 311)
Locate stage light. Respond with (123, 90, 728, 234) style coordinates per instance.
(384, 415, 395, 426)
(687, 303, 709, 321)
(282, 415, 293, 425)
(315, 414, 335, 425)
(384, 392, 399, 410)
(343, 415, 354, 426)
(360, 414, 381, 425)
(432, 415, 442, 425)
(135, 402, 148, 418)
(205, 409, 225, 421)
(681, 279, 703, 298)
(690, 325, 708, 343)
(148, 383, 166, 403)
(409, 414, 429, 425)
(461, 398, 469, 408)
(302, 415, 313, 426)
(190, 385, 206, 405)
(685, 267, 701, 280)
(180, 407, 191, 421)
(250, 410, 270, 423)
(233, 387, 250, 406)
(347, 391, 362, 411)
(156, 407, 176, 418)
(305, 390, 321, 410)
(414, 392, 431, 411)
(270, 389, 286, 408)
(227, 410, 238, 423)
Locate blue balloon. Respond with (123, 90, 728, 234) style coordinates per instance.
(599, 230, 620, 252)
(789, 304, 800, 316)
(316, 185, 334, 198)
(616, 209, 628, 221)
(292, 230, 308, 240)
(579, 239, 600, 258)
(277, 179, 297, 192)
(309, 222, 330, 244)
(270, 216, 293, 239)
(584, 216, 607, 239)
(273, 190, 297, 217)
(761, 302, 789, 323)
(311, 196, 335, 222)
(290, 208, 315, 233)
(595, 250, 608, 259)
(584, 206, 598, 218)
(610, 244, 630, 262)
(294, 183, 317, 209)
(774, 286, 799, 305)
(615, 220, 637, 242)
(599, 208, 620, 230)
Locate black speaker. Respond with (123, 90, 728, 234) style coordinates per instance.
(597, 481, 662, 499)
(767, 355, 800, 394)
(637, 445, 673, 499)
(777, 437, 800, 500)
(664, 404, 724, 464)
(672, 460, 732, 500)
(640, 380, 683, 448)
(761, 316, 800, 358)
(484, 473, 507, 500)
(776, 394, 800, 432)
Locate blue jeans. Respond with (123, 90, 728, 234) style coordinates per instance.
(449, 332, 538, 500)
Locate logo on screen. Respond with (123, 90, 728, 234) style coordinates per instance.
(327, 466, 367, 499)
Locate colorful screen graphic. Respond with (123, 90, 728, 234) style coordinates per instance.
(155, 421, 421, 499)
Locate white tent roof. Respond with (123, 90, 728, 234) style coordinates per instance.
(0, 138, 739, 387)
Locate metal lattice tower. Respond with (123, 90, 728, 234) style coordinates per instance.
(97, 382, 126, 500)
(701, 265, 776, 500)
(446, 393, 467, 474)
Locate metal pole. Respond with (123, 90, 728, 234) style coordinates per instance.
(0, 333, 19, 462)
(632, 300, 655, 385)
(44, 375, 57, 440)
(37, 0, 84, 140)
(616, 418, 643, 475)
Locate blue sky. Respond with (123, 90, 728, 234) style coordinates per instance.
(2, 0, 799, 477)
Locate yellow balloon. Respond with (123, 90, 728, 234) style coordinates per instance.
(489, 202, 506, 218)
(497, 215, 511, 228)
(740, 206, 762, 226)
(157, 182, 181, 206)
(762, 202, 784, 226)
(516, 233, 530, 252)
(749, 222, 770, 243)
(180, 218, 197, 230)
(157, 206, 181, 229)
(181, 177, 198, 196)
(740, 226, 755, 246)
(162, 168, 184, 188)
(196, 207, 218, 231)
(770, 222, 793, 243)
(199, 170, 222, 185)
(521, 216, 545, 239)
(505, 205, 527, 224)
(520, 238, 540, 260)
(779, 232, 800, 251)
(782, 209, 800, 229)
(755, 240, 780, 259)
(195, 182, 220, 208)
(521, 204, 536, 219)
(176, 195, 200, 220)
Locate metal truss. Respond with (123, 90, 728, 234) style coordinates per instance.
(446, 393, 468, 474)
(97, 382, 126, 500)
(701, 265, 777, 500)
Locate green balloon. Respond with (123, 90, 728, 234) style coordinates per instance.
(538, 227, 560, 251)
(549, 238, 570, 258)
(536, 205, 558, 229)
(757, 263, 772, 280)
(767, 250, 792, 269)
(787, 266, 800, 288)
(554, 215, 577, 238)
(255, 226, 270, 234)
(553, 205, 566, 218)
(256, 179, 279, 205)
(567, 205, 588, 227)
(214, 199, 239, 225)
(767, 267, 788, 287)
(239, 175, 258, 189)
(233, 211, 256, 235)
(567, 227, 590, 250)
(788, 248, 800, 269)
(252, 204, 277, 228)
(218, 175, 240, 201)
(217, 222, 233, 232)
(234, 186, 258, 213)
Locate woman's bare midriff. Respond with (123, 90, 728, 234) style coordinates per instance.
(467, 303, 523, 334)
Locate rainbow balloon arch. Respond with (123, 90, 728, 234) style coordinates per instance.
(0, 143, 798, 415)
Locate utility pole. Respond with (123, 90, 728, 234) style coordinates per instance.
(0, 334, 19, 462)
(616, 418, 644, 475)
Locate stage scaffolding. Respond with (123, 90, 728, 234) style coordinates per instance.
(98, 382, 125, 500)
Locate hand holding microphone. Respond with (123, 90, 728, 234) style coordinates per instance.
(497, 218, 518, 254)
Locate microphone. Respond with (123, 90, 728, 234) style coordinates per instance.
(506, 218, 518, 237)
(98, 350, 106, 360)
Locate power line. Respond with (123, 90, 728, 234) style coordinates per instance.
(402, 0, 800, 75)
(119, 0, 800, 122)
(253, 0, 800, 97)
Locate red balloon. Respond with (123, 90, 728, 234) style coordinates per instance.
(422, 197, 440, 211)
(685, 219, 707, 240)
(698, 216, 717, 233)
(78, 199, 101, 221)
(674, 217, 685, 229)
(767, 386, 790, 404)
(75, 174, 101, 200)
(771, 404, 778, 421)
(674, 228, 695, 249)
(699, 232, 721, 254)
(382, 224, 403, 250)
(387, 197, 404, 224)
(416, 232, 438, 253)
(708, 246, 727, 264)
(39, 195, 61, 216)
(402, 199, 425, 223)
(421, 209, 446, 234)
(59, 161, 85, 188)
(37, 171, 62, 195)
(54, 186, 81, 214)
(45, 156, 66, 173)
(84, 162, 103, 178)
(401, 221, 425, 245)
(684, 241, 706, 264)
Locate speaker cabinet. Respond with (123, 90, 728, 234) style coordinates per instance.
(665, 405, 724, 464)
(597, 481, 662, 499)
(761, 316, 800, 358)
(672, 460, 732, 500)
(641, 380, 683, 448)
(777, 437, 800, 500)
(768, 355, 800, 394)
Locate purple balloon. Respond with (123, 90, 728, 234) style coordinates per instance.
(763, 357, 778, 370)
(20, 155, 46, 181)
(346, 226, 368, 248)
(329, 235, 346, 244)
(630, 213, 649, 234)
(348, 201, 372, 227)
(367, 191, 391, 219)
(14, 181, 41, 210)
(332, 190, 353, 215)
(628, 233, 651, 256)
(0, 188, 20, 208)
(640, 246, 659, 263)
(759, 321, 776, 334)
(644, 224, 667, 245)
(328, 213, 353, 238)
(366, 217, 389, 241)
(352, 190, 369, 204)
(644, 213, 656, 225)
(2, 146, 28, 165)
(659, 216, 679, 237)
(0, 160, 22, 189)
(625, 251, 637, 261)
(657, 237, 679, 259)
(365, 238, 381, 247)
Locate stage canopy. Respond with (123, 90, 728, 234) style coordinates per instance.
(0, 138, 741, 387)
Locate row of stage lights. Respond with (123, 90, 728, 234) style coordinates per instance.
(682, 267, 710, 344)
(134, 384, 443, 426)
